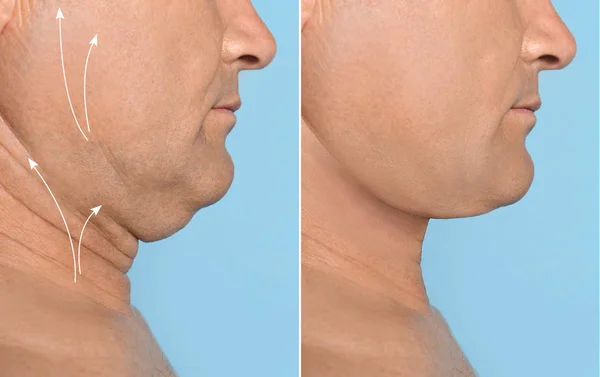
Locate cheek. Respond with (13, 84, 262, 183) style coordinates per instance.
(463, 1, 524, 108)
(89, 1, 222, 131)
(88, 6, 224, 151)
(82, 4, 227, 200)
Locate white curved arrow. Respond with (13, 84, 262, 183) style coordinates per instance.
(84, 34, 98, 133)
(57, 8, 89, 141)
(29, 158, 78, 283)
(77, 205, 101, 275)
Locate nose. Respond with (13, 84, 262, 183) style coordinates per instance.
(521, 2, 577, 71)
(222, 2, 277, 71)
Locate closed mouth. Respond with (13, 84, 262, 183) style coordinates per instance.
(213, 100, 242, 113)
(512, 100, 542, 113)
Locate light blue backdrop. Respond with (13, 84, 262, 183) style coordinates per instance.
(128, 2, 299, 376)
(422, 2, 599, 377)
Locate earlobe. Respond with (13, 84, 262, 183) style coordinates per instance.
(301, 0, 316, 30)
(0, 0, 15, 34)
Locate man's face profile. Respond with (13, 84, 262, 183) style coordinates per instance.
(300, 2, 583, 377)
(302, 0, 576, 217)
(0, 0, 276, 242)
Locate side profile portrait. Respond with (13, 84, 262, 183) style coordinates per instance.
(301, 0, 579, 376)
(0, 0, 276, 375)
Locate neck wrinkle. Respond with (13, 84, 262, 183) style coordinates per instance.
(0, 113, 138, 314)
(301, 119, 432, 313)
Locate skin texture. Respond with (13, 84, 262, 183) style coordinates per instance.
(301, 0, 576, 376)
(0, 0, 275, 375)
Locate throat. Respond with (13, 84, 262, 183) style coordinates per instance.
(0, 159, 138, 312)
(301, 120, 431, 312)
(302, 231, 430, 313)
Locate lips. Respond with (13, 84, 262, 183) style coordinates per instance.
(212, 100, 242, 113)
(512, 99, 542, 113)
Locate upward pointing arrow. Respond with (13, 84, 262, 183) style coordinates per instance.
(57, 8, 89, 141)
(28, 158, 38, 169)
(78, 205, 103, 275)
(28, 157, 78, 283)
(84, 33, 99, 132)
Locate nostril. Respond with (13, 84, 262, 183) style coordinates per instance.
(240, 54, 260, 66)
(540, 54, 559, 66)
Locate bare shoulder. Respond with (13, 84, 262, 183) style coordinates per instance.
(0, 343, 128, 377)
(0, 272, 177, 377)
(302, 267, 476, 377)
(0, 329, 177, 377)
(0, 344, 59, 377)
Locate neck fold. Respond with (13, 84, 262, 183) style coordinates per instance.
(0, 114, 138, 313)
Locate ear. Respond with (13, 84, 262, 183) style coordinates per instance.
(0, 0, 15, 34)
(301, 0, 316, 30)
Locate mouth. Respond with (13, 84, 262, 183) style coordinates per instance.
(212, 98, 242, 113)
(507, 99, 540, 133)
(511, 98, 542, 113)
(207, 97, 241, 134)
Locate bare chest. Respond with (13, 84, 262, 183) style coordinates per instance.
(416, 315, 477, 377)
(0, 296, 175, 377)
(305, 315, 476, 377)
(302, 275, 477, 377)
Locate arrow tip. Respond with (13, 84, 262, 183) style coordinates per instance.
(28, 158, 38, 170)
(91, 205, 102, 216)
(90, 34, 98, 46)
(56, 8, 64, 19)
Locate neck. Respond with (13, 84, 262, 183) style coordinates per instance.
(0, 116, 138, 314)
(302, 120, 431, 313)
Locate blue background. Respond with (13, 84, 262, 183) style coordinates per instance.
(422, 1, 599, 377)
(128, 2, 299, 376)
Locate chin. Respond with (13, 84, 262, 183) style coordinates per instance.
(473, 155, 536, 216)
(199, 167, 235, 208)
(202, 151, 235, 206)
(428, 154, 535, 219)
(135, 211, 196, 243)
(133, 156, 235, 243)
(494, 167, 534, 208)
